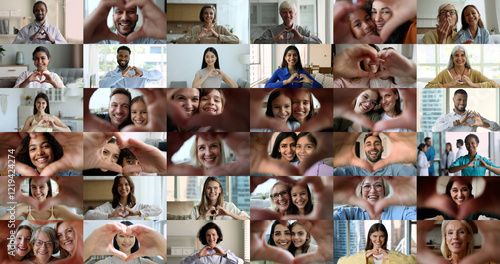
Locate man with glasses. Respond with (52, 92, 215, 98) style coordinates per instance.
(334, 133, 416, 176)
(422, 3, 458, 44)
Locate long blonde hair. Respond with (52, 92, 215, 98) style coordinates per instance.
(440, 220, 474, 259)
(197, 177, 224, 217)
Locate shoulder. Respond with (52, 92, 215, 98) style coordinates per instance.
(338, 251, 367, 263)
(422, 29, 438, 42)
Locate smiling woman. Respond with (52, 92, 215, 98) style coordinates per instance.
(21, 93, 71, 132)
(14, 46, 64, 88)
(24, 226, 60, 264)
(192, 47, 238, 88)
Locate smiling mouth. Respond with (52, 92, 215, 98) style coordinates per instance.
(451, 242, 462, 248)
(295, 200, 305, 206)
(133, 118, 145, 125)
(297, 153, 307, 160)
(376, 24, 384, 31)
(368, 195, 379, 201)
(365, 29, 374, 36)
(203, 107, 217, 115)
(277, 200, 288, 207)
(359, 104, 370, 111)
(277, 114, 289, 120)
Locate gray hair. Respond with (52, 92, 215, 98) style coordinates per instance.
(31, 226, 60, 254)
(279, 1, 296, 13)
(447, 45, 472, 69)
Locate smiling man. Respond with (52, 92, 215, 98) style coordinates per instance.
(99, 46, 163, 88)
(433, 89, 500, 132)
(254, 1, 322, 44)
(13, 1, 67, 44)
(93, 88, 133, 129)
(334, 133, 416, 176)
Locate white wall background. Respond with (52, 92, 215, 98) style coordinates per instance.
(0, 44, 77, 71)
(167, 44, 250, 87)
(0, 88, 23, 131)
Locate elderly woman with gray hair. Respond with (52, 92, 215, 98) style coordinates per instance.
(425, 45, 499, 88)
(175, 5, 239, 44)
(24, 226, 60, 264)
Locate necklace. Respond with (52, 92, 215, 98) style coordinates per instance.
(453, 67, 466, 83)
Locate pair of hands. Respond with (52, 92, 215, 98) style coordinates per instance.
(201, 205, 231, 218)
(30, 26, 55, 43)
(334, 45, 416, 81)
(334, 0, 416, 43)
(85, 89, 167, 132)
(167, 132, 249, 176)
(285, 73, 312, 85)
(27, 71, 58, 86)
(198, 27, 219, 39)
(333, 132, 416, 173)
(457, 110, 486, 127)
(197, 246, 226, 258)
(366, 248, 388, 260)
(334, 89, 416, 132)
(273, 28, 304, 42)
(447, 74, 478, 88)
(33, 119, 55, 129)
(208, 69, 224, 78)
(84, 222, 166, 262)
(109, 206, 140, 218)
(84, 0, 166, 43)
(334, 176, 416, 218)
(122, 66, 143, 78)
(84, 132, 166, 175)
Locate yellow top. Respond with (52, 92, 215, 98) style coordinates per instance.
(421, 29, 457, 44)
(27, 205, 56, 220)
(425, 69, 499, 88)
(338, 250, 416, 264)
(31, 118, 54, 132)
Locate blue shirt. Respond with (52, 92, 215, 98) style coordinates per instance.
(99, 66, 163, 88)
(454, 27, 490, 44)
(334, 206, 416, 220)
(425, 145, 435, 173)
(450, 153, 500, 176)
(265, 68, 323, 88)
(334, 164, 416, 176)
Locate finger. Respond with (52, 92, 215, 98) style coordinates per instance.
(14, 162, 40, 176)
(336, 109, 375, 131)
(461, 249, 493, 264)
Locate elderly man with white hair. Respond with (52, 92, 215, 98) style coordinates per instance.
(254, 1, 322, 44)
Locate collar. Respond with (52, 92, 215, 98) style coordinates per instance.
(32, 20, 47, 29)
(452, 109, 467, 117)
(282, 23, 295, 30)
(115, 66, 128, 72)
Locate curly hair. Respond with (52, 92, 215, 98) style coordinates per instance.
(198, 222, 223, 245)
(16, 133, 63, 170)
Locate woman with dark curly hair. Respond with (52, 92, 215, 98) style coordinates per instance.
(15, 132, 79, 176)
(182, 222, 242, 263)
(449, 134, 500, 176)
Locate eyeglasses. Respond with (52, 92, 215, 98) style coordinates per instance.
(270, 190, 289, 200)
(362, 184, 384, 191)
(360, 94, 378, 108)
(440, 9, 457, 15)
(34, 240, 53, 248)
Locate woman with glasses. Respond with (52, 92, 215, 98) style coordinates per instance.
(334, 176, 416, 220)
(25, 226, 60, 264)
(422, 4, 459, 44)
(333, 89, 381, 132)
(269, 181, 292, 216)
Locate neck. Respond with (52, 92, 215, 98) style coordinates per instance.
(36, 111, 47, 117)
(118, 65, 128, 71)
(450, 251, 467, 263)
(298, 208, 305, 215)
(206, 65, 215, 71)
(288, 66, 297, 72)
(454, 107, 466, 115)
(204, 22, 213, 28)
(454, 65, 466, 72)
(297, 117, 306, 125)
(209, 200, 217, 206)
(36, 68, 47, 73)
(285, 22, 293, 29)
(385, 108, 397, 118)
(469, 24, 478, 37)
(122, 250, 132, 256)
(35, 19, 45, 26)
(119, 197, 128, 206)
(469, 151, 476, 158)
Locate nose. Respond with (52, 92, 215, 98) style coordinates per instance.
(375, 13, 381, 21)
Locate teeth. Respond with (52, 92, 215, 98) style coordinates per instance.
(205, 158, 215, 161)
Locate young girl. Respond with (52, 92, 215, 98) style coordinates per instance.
(349, 6, 376, 40)
(192, 47, 238, 88)
(289, 221, 317, 256)
(251, 89, 300, 131)
(83, 138, 120, 176)
(333, 89, 381, 132)
(291, 132, 334, 176)
(289, 184, 314, 216)
(290, 90, 315, 126)
(130, 96, 148, 127)
(116, 148, 157, 176)
(197, 88, 225, 132)
(455, 5, 490, 44)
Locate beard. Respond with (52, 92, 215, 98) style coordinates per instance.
(366, 150, 382, 163)
(35, 14, 45, 22)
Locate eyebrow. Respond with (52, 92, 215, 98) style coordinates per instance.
(29, 141, 49, 147)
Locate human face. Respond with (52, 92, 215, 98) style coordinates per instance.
(202, 7, 215, 24)
(364, 136, 383, 164)
(15, 229, 31, 257)
(349, 9, 376, 39)
(291, 185, 309, 210)
(361, 177, 384, 205)
(371, 1, 392, 34)
(113, 6, 138, 36)
(205, 180, 221, 203)
(116, 232, 136, 253)
(35, 98, 47, 114)
(116, 50, 130, 69)
(463, 6, 480, 27)
(355, 90, 378, 114)
(450, 181, 470, 206)
(439, 4, 458, 26)
(31, 181, 48, 201)
(446, 144, 452, 152)
(280, 8, 295, 27)
(379, 90, 398, 113)
(122, 157, 140, 176)
(273, 224, 291, 250)
(278, 136, 296, 162)
(272, 94, 292, 123)
(296, 136, 315, 162)
(285, 49, 298, 68)
(200, 90, 223, 115)
(57, 222, 75, 254)
(204, 51, 217, 67)
(291, 224, 308, 249)
(291, 91, 310, 123)
(101, 143, 120, 172)
(205, 228, 219, 248)
(363, 56, 379, 74)
(33, 51, 50, 72)
(173, 89, 200, 117)
(465, 137, 478, 154)
(271, 183, 290, 213)
(197, 137, 221, 169)
(117, 177, 131, 198)
(33, 232, 53, 262)
(370, 231, 386, 250)
(29, 135, 54, 172)
(453, 94, 468, 113)
(109, 94, 130, 126)
(131, 100, 148, 126)
(425, 138, 432, 147)
(453, 50, 467, 68)
(445, 221, 471, 255)
(33, 3, 47, 22)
